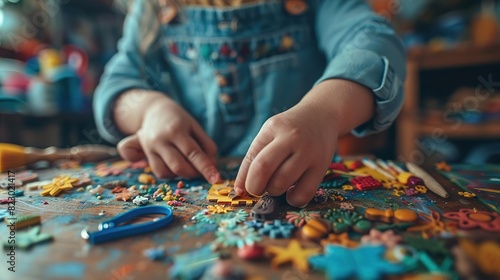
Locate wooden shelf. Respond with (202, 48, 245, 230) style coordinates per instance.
(418, 121, 500, 138)
(398, 43, 500, 160)
(407, 44, 500, 69)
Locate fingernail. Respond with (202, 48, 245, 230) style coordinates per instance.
(246, 188, 261, 197)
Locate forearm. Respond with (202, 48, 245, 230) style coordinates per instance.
(113, 89, 171, 135)
(300, 79, 375, 136)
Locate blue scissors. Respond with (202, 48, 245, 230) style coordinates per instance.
(81, 205, 174, 244)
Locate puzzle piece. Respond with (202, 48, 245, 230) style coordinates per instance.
(3, 226, 53, 250)
(207, 180, 260, 206)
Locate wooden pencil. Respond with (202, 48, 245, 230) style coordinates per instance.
(406, 162, 449, 198)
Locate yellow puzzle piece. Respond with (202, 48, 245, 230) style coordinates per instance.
(207, 180, 260, 206)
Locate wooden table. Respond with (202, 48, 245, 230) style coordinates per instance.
(0, 160, 495, 280)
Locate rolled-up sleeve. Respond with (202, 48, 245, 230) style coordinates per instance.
(93, 0, 167, 144)
(312, 0, 406, 136)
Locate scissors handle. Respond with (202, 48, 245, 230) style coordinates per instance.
(83, 205, 174, 244)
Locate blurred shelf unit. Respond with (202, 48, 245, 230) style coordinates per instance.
(397, 44, 500, 160)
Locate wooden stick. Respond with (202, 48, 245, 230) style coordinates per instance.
(362, 159, 396, 180)
(406, 162, 449, 198)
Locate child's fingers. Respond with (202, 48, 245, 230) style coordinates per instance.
(234, 131, 274, 196)
(266, 153, 304, 196)
(286, 168, 324, 208)
(117, 134, 146, 162)
(147, 151, 174, 179)
(156, 144, 199, 179)
(176, 137, 220, 184)
(244, 139, 291, 197)
(191, 121, 218, 158)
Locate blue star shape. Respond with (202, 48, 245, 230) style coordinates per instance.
(258, 220, 294, 238)
(309, 244, 405, 280)
(245, 219, 264, 229)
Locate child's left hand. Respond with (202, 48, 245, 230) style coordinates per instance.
(234, 101, 339, 208)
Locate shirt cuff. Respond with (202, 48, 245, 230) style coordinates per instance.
(93, 79, 145, 144)
(315, 48, 404, 137)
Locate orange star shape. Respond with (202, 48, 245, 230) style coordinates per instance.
(320, 233, 359, 248)
(266, 239, 320, 272)
(41, 175, 78, 196)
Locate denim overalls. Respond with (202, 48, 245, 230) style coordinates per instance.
(94, 0, 406, 156)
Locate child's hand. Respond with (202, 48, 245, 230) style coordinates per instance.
(117, 97, 221, 183)
(234, 102, 339, 208)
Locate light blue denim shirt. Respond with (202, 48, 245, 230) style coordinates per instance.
(94, 0, 406, 156)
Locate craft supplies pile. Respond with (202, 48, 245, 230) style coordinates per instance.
(1, 158, 500, 280)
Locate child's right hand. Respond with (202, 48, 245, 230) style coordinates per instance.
(117, 97, 221, 184)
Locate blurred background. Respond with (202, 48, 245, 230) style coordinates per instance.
(0, 0, 499, 164)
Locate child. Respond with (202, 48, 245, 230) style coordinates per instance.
(94, 0, 406, 207)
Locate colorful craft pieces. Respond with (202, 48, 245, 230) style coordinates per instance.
(408, 211, 452, 239)
(350, 176, 382, 191)
(365, 208, 419, 224)
(6, 215, 41, 229)
(435, 161, 452, 172)
(207, 205, 232, 214)
(360, 229, 402, 249)
(301, 219, 330, 240)
(266, 239, 319, 272)
(339, 202, 355, 211)
(8, 157, 500, 279)
(458, 191, 476, 198)
(258, 220, 295, 239)
(309, 244, 405, 280)
(320, 233, 359, 248)
(138, 173, 156, 184)
(207, 180, 260, 206)
(40, 175, 78, 196)
(237, 244, 265, 260)
(323, 209, 372, 233)
(443, 209, 500, 232)
(286, 209, 322, 227)
(3, 226, 53, 249)
(213, 225, 261, 249)
(458, 239, 500, 278)
(95, 161, 130, 177)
